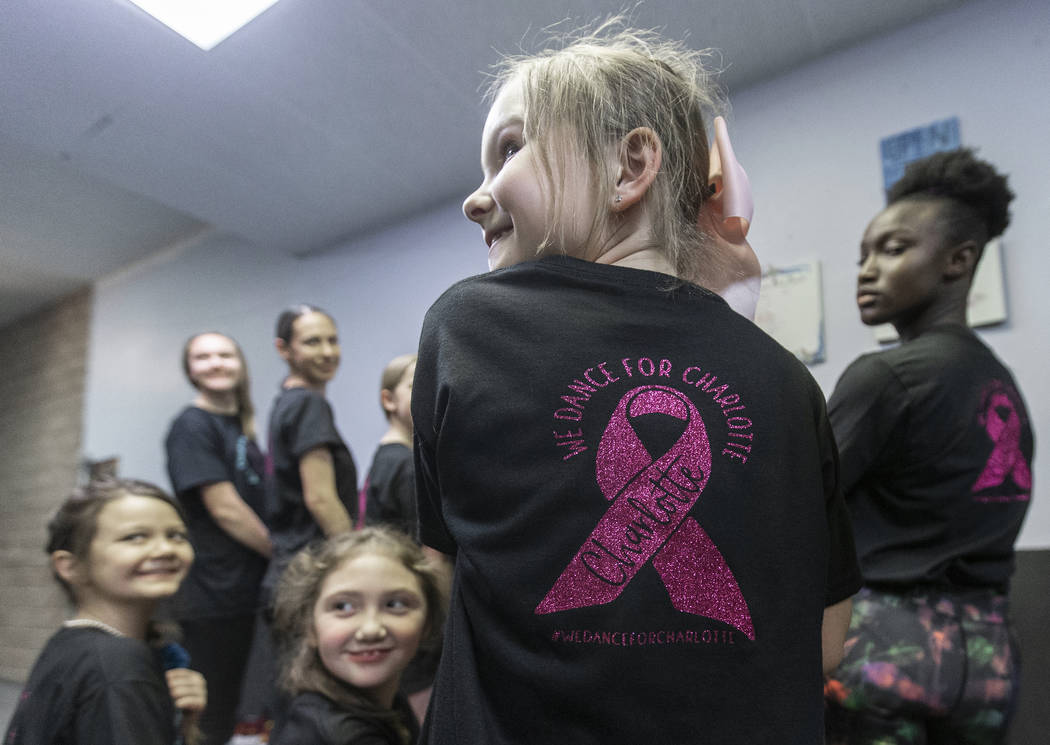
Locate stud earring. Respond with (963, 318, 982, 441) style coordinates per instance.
(614, 195, 622, 203)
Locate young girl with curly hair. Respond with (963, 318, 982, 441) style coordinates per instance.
(269, 527, 446, 745)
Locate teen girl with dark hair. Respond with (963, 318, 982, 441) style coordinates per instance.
(824, 149, 1034, 745)
(265, 304, 358, 595)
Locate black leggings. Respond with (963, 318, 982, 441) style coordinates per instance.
(178, 614, 256, 745)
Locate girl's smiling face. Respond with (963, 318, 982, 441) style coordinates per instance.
(77, 495, 194, 605)
(281, 311, 340, 386)
(312, 552, 428, 708)
(463, 79, 599, 271)
(186, 333, 243, 394)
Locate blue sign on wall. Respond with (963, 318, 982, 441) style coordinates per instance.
(880, 116, 961, 194)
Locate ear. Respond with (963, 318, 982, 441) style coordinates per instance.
(52, 550, 81, 586)
(275, 337, 291, 362)
(698, 116, 753, 243)
(380, 388, 397, 415)
(612, 127, 662, 211)
(944, 240, 979, 281)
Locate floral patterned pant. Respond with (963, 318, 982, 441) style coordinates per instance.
(825, 586, 1019, 745)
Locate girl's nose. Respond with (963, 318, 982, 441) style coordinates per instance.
(463, 185, 493, 223)
(151, 537, 179, 556)
(355, 613, 388, 641)
(858, 253, 877, 280)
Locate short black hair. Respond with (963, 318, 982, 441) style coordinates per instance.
(887, 148, 1014, 242)
(274, 304, 333, 343)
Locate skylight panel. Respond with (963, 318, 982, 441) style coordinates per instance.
(125, 0, 281, 51)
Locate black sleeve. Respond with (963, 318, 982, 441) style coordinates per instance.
(165, 410, 229, 494)
(818, 406, 862, 605)
(287, 391, 344, 458)
(412, 312, 457, 555)
(828, 354, 910, 495)
(414, 433, 455, 555)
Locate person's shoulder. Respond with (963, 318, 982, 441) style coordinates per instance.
(377, 442, 411, 461)
(426, 258, 578, 308)
(275, 386, 327, 415)
(279, 692, 384, 745)
(858, 327, 979, 379)
(166, 405, 213, 437)
(38, 629, 155, 683)
(424, 268, 502, 316)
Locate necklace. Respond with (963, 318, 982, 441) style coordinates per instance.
(63, 618, 126, 637)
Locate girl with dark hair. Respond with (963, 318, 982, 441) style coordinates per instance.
(269, 527, 446, 745)
(265, 305, 357, 594)
(164, 332, 271, 745)
(824, 149, 1034, 745)
(4, 479, 206, 745)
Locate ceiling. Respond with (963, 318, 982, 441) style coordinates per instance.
(0, 0, 975, 327)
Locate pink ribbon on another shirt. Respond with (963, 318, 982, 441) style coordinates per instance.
(972, 382, 1031, 494)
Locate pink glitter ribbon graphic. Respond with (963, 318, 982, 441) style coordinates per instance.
(536, 385, 755, 639)
(972, 382, 1031, 497)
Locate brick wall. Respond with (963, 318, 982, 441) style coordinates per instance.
(0, 289, 92, 682)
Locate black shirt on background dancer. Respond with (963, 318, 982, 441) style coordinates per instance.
(267, 385, 358, 561)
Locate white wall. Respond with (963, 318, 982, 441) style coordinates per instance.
(83, 0, 1049, 547)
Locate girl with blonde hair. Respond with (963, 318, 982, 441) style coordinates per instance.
(412, 19, 860, 743)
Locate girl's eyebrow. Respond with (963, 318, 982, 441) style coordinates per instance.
(112, 522, 154, 532)
(322, 589, 361, 599)
(493, 114, 523, 131)
(485, 116, 523, 149)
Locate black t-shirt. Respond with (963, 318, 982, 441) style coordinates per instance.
(4, 627, 176, 745)
(413, 257, 861, 745)
(269, 691, 419, 745)
(266, 386, 358, 563)
(829, 325, 1034, 591)
(363, 443, 417, 538)
(165, 406, 268, 617)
